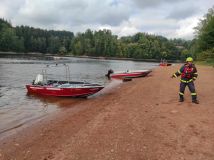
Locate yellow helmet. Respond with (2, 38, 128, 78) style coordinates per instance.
(186, 57, 193, 62)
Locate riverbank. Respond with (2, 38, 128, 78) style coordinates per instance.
(0, 65, 214, 160)
(196, 59, 214, 66)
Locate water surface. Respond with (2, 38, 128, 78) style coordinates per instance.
(0, 56, 157, 138)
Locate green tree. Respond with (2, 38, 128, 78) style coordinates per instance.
(193, 6, 214, 60)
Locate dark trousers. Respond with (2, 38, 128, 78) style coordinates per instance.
(179, 82, 197, 101)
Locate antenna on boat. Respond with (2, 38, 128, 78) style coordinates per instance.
(63, 63, 70, 82)
(41, 67, 47, 83)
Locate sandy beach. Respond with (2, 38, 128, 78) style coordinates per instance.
(0, 64, 214, 160)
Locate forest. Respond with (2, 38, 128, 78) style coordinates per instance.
(0, 6, 213, 61)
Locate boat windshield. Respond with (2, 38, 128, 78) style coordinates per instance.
(41, 63, 71, 83)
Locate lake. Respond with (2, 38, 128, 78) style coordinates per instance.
(0, 56, 157, 138)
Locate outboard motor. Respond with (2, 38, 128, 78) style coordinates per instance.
(105, 69, 114, 79)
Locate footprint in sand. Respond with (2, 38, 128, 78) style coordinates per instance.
(42, 152, 65, 160)
(52, 152, 66, 160)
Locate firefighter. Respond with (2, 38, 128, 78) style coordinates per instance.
(171, 57, 199, 104)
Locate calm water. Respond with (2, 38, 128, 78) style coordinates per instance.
(0, 56, 157, 138)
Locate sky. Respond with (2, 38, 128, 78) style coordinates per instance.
(0, 0, 213, 40)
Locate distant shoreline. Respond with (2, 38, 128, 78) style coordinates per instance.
(0, 51, 181, 63)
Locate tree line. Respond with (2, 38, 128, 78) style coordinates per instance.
(0, 19, 74, 54)
(190, 6, 214, 62)
(0, 17, 193, 60)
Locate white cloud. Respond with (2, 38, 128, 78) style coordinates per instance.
(15, 0, 131, 25)
(0, 0, 24, 19)
(110, 20, 141, 37)
(0, 7, 6, 18)
(131, 0, 184, 8)
(174, 17, 200, 40)
(0, 0, 213, 39)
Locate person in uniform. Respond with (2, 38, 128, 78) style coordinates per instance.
(172, 57, 199, 104)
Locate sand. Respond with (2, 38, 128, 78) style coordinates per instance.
(0, 64, 214, 160)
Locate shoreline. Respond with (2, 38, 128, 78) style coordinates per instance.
(0, 51, 181, 63)
(0, 65, 214, 160)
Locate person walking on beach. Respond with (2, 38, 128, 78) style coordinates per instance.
(171, 57, 199, 104)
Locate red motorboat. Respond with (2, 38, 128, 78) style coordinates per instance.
(26, 64, 104, 97)
(159, 63, 172, 66)
(26, 81, 104, 97)
(159, 59, 172, 66)
(106, 69, 152, 79)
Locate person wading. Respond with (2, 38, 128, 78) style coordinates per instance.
(171, 57, 199, 104)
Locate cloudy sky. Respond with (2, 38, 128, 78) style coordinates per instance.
(0, 0, 213, 39)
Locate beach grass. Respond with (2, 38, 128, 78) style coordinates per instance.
(195, 58, 214, 66)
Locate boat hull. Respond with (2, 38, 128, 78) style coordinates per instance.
(110, 70, 151, 79)
(159, 63, 172, 66)
(26, 85, 104, 97)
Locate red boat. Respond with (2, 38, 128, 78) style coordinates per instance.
(106, 69, 151, 79)
(26, 64, 104, 97)
(26, 81, 104, 98)
(159, 63, 172, 66)
(159, 59, 172, 66)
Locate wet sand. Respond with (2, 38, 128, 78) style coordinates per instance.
(0, 65, 214, 160)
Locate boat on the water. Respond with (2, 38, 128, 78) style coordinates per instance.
(26, 64, 104, 97)
(159, 63, 172, 66)
(106, 69, 152, 79)
(159, 59, 172, 66)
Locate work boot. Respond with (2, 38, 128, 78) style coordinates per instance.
(179, 98, 184, 102)
(192, 99, 199, 104)
(179, 95, 184, 102)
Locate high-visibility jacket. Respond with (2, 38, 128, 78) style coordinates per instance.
(173, 64, 198, 83)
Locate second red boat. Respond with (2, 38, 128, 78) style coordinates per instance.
(106, 69, 152, 79)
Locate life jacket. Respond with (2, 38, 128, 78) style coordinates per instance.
(181, 65, 194, 79)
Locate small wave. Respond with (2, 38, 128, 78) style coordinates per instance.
(0, 123, 24, 134)
(0, 114, 47, 140)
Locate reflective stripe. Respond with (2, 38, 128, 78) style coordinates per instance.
(193, 77, 197, 80)
(179, 92, 184, 95)
(173, 74, 177, 78)
(194, 72, 198, 75)
(181, 79, 186, 83)
(180, 79, 193, 83)
(188, 79, 193, 83)
(178, 70, 181, 74)
(180, 79, 186, 83)
(191, 93, 197, 95)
